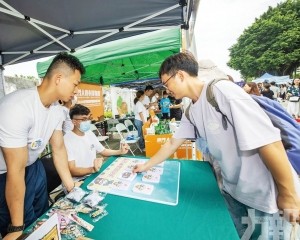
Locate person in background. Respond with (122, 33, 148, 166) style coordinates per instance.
(160, 91, 171, 120)
(142, 85, 154, 119)
(286, 78, 300, 119)
(243, 82, 261, 96)
(257, 82, 263, 93)
(0, 52, 84, 239)
(261, 82, 274, 100)
(150, 91, 160, 111)
(133, 52, 300, 239)
(270, 81, 280, 100)
(64, 104, 128, 180)
(169, 95, 183, 121)
(59, 96, 77, 135)
(134, 90, 147, 151)
(279, 84, 287, 100)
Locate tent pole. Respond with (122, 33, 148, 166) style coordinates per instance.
(0, 54, 6, 98)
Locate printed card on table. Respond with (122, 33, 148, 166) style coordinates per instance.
(111, 180, 131, 191)
(146, 167, 163, 175)
(118, 171, 137, 181)
(132, 183, 154, 195)
(142, 173, 160, 183)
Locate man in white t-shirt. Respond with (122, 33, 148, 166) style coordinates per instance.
(270, 81, 280, 99)
(134, 52, 300, 239)
(0, 53, 85, 239)
(142, 85, 154, 118)
(150, 92, 160, 111)
(59, 97, 77, 135)
(64, 104, 128, 179)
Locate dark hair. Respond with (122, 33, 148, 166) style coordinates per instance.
(134, 90, 144, 104)
(263, 82, 271, 89)
(45, 52, 85, 77)
(145, 85, 154, 91)
(270, 81, 276, 85)
(245, 82, 261, 96)
(159, 51, 198, 78)
(292, 78, 300, 86)
(163, 90, 168, 95)
(69, 104, 90, 119)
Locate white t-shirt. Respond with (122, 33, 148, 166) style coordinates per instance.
(270, 85, 280, 98)
(150, 95, 158, 110)
(0, 88, 64, 174)
(142, 95, 150, 118)
(64, 130, 105, 168)
(134, 101, 147, 122)
(61, 106, 74, 135)
(174, 80, 300, 214)
(151, 95, 159, 104)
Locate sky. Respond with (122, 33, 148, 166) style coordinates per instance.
(4, 0, 284, 81)
(194, 0, 283, 81)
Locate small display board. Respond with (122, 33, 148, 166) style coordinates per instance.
(87, 157, 180, 206)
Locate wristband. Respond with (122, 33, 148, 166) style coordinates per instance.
(7, 223, 25, 233)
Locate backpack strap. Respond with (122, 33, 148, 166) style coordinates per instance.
(185, 78, 233, 131)
(185, 102, 192, 122)
(206, 78, 233, 130)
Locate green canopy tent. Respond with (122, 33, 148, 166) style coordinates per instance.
(37, 28, 181, 87)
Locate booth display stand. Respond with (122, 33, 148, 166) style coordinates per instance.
(144, 133, 202, 160)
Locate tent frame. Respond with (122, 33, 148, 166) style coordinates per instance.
(0, 0, 185, 67)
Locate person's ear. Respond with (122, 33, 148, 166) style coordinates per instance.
(177, 70, 184, 82)
(55, 73, 62, 85)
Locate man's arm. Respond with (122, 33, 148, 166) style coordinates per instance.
(68, 161, 95, 177)
(49, 130, 74, 192)
(2, 146, 27, 239)
(133, 137, 185, 173)
(259, 141, 300, 220)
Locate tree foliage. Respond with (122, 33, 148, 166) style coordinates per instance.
(228, 0, 300, 79)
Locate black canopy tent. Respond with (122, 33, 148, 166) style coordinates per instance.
(0, 0, 196, 96)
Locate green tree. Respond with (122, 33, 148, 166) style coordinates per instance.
(228, 0, 300, 79)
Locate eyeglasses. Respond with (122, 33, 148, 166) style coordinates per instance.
(162, 72, 177, 89)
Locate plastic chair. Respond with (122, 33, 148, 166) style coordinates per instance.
(106, 119, 120, 133)
(124, 119, 138, 137)
(116, 123, 142, 156)
(90, 124, 110, 149)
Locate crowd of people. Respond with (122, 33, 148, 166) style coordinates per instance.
(243, 79, 300, 119)
(0, 51, 299, 240)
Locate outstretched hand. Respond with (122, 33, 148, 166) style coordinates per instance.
(133, 163, 149, 173)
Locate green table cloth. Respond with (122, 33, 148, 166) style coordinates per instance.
(80, 156, 239, 240)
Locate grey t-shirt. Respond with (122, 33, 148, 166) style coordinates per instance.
(174, 80, 299, 213)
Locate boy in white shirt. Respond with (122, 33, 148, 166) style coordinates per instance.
(64, 104, 129, 179)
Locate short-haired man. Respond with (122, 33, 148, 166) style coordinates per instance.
(142, 85, 154, 118)
(64, 104, 129, 179)
(0, 52, 84, 239)
(134, 52, 300, 239)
